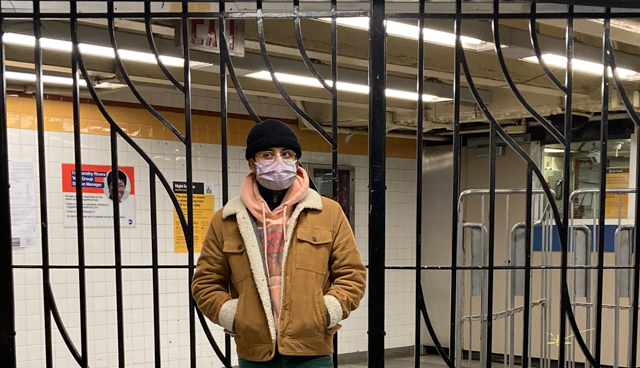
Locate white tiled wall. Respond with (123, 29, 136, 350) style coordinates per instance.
(9, 127, 417, 367)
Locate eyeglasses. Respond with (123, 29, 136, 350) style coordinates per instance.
(254, 149, 297, 164)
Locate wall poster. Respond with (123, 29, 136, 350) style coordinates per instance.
(173, 181, 215, 253)
(62, 164, 136, 228)
(605, 168, 630, 219)
(9, 160, 36, 248)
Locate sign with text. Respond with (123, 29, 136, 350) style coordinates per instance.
(180, 19, 245, 57)
(62, 164, 136, 228)
(9, 160, 36, 248)
(173, 181, 215, 253)
(605, 168, 630, 219)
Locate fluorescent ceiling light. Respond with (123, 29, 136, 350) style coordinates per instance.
(246, 71, 451, 102)
(544, 148, 566, 153)
(2, 32, 210, 68)
(544, 147, 579, 154)
(251, 72, 325, 88)
(319, 18, 497, 52)
(5, 71, 122, 89)
(522, 54, 640, 80)
(78, 43, 114, 57)
(6, 71, 85, 86)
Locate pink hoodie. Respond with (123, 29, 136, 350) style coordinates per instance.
(240, 167, 309, 334)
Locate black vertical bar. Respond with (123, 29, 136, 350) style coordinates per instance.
(523, 166, 533, 368)
(105, 7, 125, 367)
(218, 0, 231, 364)
(111, 105, 125, 368)
(331, 2, 338, 203)
(415, 0, 425, 367)
(559, 7, 574, 368)
(368, 0, 386, 366)
(629, 132, 640, 368)
(33, 2, 53, 367)
(105, 6, 125, 367)
(595, 12, 610, 367)
(331, 0, 339, 365)
(150, 169, 161, 368)
(70, 3, 88, 366)
(0, 4, 16, 366)
(105, 8, 124, 368)
(485, 84, 497, 368)
(182, 3, 197, 367)
(450, 0, 462, 363)
(219, 7, 229, 202)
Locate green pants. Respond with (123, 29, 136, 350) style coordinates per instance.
(238, 350, 333, 368)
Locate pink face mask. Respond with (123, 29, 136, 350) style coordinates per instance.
(254, 157, 297, 191)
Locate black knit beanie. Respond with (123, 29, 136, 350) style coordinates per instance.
(245, 119, 302, 160)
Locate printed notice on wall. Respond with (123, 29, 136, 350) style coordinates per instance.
(605, 168, 630, 219)
(9, 160, 36, 248)
(173, 181, 215, 253)
(62, 164, 136, 228)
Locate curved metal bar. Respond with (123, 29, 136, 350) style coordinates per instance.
(256, 12, 332, 143)
(107, 11, 186, 144)
(144, 2, 185, 93)
(529, 2, 569, 94)
(607, 36, 640, 368)
(73, 33, 189, 238)
(458, 42, 600, 368)
(179, 4, 198, 366)
(460, 51, 563, 239)
(77, 29, 230, 365)
(493, 2, 565, 145)
(46, 284, 87, 367)
(70, 3, 89, 366)
(419, 288, 454, 368)
(293, 0, 332, 92)
(220, 31, 261, 124)
(196, 309, 231, 367)
(294, 18, 332, 92)
(606, 40, 640, 127)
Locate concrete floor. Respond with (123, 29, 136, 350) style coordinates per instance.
(340, 354, 459, 368)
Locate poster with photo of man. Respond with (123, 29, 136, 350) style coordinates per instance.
(62, 164, 136, 228)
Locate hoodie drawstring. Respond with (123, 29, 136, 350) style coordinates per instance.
(283, 205, 288, 248)
(260, 201, 270, 279)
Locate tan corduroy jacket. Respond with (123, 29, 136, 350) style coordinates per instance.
(192, 189, 367, 362)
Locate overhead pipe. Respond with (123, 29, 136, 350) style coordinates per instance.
(433, 123, 528, 136)
(318, 125, 449, 142)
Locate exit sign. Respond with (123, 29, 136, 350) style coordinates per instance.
(180, 19, 245, 57)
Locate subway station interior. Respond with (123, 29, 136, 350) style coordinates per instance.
(2, 0, 640, 367)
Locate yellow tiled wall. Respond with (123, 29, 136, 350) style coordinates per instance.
(6, 96, 416, 159)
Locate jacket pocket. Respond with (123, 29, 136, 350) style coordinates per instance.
(284, 283, 324, 338)
(295, 227, 332, 275)
(223, 237, 251, 283)
(318, 289, 328, 329)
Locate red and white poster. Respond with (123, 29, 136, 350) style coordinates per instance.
(62, 164, 136, 228)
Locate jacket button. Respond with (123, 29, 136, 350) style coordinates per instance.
(312, 237, 317, 242)
(238, 244, 243, 250)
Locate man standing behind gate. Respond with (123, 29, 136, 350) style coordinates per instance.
(192, 119, 367, 367)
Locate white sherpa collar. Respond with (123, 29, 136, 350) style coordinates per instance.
(222, 188, 323, 220)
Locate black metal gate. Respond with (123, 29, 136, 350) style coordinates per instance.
(1, 1, 640, 367)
